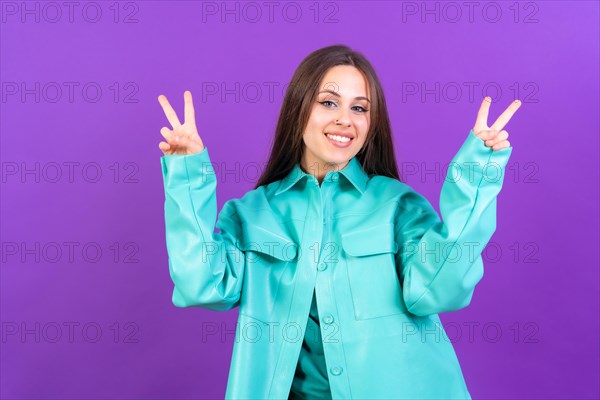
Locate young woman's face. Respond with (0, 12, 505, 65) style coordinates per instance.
(301, 65, 371, 179)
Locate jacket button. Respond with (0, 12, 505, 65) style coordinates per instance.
(322, 315, 334, 325)
(330, 366, 343, 376)
(317, 262, 327, 271)
(331, 172, 339, 182)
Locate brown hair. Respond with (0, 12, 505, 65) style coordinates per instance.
(254, 44, 401, 190)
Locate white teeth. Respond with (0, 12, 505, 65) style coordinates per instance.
(326, 134, 351, 143)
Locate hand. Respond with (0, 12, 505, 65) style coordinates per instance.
(473, 97, 521, 151)
(158, 90, 205, 155)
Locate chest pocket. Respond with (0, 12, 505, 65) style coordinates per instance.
(238, 224, 299, 324)
(342, 223, 409, 320)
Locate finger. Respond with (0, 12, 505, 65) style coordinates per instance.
(492, 140, 511, 151)
(173, 130, 187, 143)
(171, 131, 190, 148)
(159, 141, 171, 152)
(160, 126, 172, 142)
(485, 130, 508, 147)
(490, 100, 521, 132)
(476, 129, 499, 141)
(184, 90, 196, 128)
(474, 97, 492, 132)
(158, 94, 182, 129)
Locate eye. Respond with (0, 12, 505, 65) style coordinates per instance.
(319, 100, 336, 107)
(319, 101, 369, 113)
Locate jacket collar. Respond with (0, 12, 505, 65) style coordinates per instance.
(275, 156, 369, 196)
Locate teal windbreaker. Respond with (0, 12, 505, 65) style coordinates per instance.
(160, 129, 513, 399)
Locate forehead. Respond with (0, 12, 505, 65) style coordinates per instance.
(319, 65, 370, 98)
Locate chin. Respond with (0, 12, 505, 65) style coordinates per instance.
(322, 155, 350, 167)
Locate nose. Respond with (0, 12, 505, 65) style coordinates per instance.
(335, 109, 351, 126)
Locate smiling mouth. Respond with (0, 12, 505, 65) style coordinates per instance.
(324, 133, 353, 143)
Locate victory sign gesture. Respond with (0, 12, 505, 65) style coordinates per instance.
(473, 97, 522, 151)
(158, 90, 205, 155)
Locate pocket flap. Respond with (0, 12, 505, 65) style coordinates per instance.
(239, 224, 299, 261)
(341, 223, 398, 257)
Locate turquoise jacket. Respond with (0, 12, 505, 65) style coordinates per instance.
(160, 129, 513, 399)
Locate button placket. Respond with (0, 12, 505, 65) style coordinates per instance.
(312, 175, 350, 397)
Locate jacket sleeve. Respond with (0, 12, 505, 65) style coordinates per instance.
(395, 129, 513, 316)
(161, 146, 245, 310)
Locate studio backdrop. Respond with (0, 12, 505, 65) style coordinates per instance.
(1, 1, 598, 399)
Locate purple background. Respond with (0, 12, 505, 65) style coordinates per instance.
(1, 1, 599, 399)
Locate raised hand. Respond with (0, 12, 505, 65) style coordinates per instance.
(473, 97, 521, 151)
(158, 90, 205, 155)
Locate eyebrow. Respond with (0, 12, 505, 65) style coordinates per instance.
(318, 89, 371, 103)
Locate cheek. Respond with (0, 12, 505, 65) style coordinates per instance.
(353, 116, 369, 135)
(309, 108, 332, 127)
(354, 117, 370, 147)
(304, 120, 320, 138)
(302, 129, 321, 149)
(304, 115, 329, 143)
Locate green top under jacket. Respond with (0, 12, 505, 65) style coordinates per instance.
(160, 129, 513, 399)
(289, 290, 331, 399)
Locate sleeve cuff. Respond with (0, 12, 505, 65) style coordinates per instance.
(160, 147, 216, 188)
(450, 129, 513, 183)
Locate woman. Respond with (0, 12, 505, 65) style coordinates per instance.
(158, 45, 520, 399)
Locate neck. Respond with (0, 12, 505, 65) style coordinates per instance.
(300, 158, 349, 185)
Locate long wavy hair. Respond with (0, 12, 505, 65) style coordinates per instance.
(254, 44, 401, 190)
